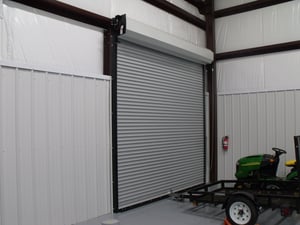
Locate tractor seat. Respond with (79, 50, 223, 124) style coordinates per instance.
(285, 159, 296, 167)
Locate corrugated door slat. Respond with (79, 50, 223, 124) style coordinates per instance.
(117, 41, 205, 209)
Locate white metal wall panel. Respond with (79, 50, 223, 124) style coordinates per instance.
(0, 65, 112, 225)
(218, 90, 300, 180)
(117, 41, 205, 209)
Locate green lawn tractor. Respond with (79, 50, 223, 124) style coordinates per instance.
(235, 147, 299, 188)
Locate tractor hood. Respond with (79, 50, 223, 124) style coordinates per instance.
(235, 155, 263, 179)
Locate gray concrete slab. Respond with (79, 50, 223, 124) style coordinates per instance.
(77, 198, 300, 225)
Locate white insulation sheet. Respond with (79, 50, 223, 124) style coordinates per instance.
(56, 0, 207, 48)
(57, 0, 111, 17)
(1, 1, 104, 76)
(0, 0, 3, 19)
(111, 0, 206, 48)
(217, 50, 300, 94)
(215, 0, 257, 11)
(216, 1, 300, 53)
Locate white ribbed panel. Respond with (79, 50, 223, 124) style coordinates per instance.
(0, 65, 112, 225)
(117, 41, 205, 209)
(218, 90, 300, 180)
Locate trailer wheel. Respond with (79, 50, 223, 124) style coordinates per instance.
(226, 196, 258, 225)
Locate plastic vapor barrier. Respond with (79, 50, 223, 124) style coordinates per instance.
(217, 49, 300, 94)
(169, 0, 205, 19)
(111, 0, 206, 48)
(216, 1, 300, 53)
(215, 0, 257, 11)
(0, 0, 3, 19)
(1, 0, 103, 77)
(57, 0, 207, 48)
(216, 0, 300, 94)
(57, 0, 111, 17)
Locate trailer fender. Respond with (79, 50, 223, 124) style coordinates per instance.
(222, 191, 256, 209)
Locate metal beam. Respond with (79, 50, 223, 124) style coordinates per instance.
(215, 0, 293, 18)
(185, 0, 206, 8)
(11, 0, 112, 29)
(143, 0, 206, 30)
(185, 0, 208, 14)
(205, 0, 218, 182)
(216, 40, 300, 60)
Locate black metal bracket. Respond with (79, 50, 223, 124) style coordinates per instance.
(198, 0, 211, 15)
(112, 14, 126, 36)
(185, 0, 209, 15)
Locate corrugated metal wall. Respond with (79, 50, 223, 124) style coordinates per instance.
(0, 64, 112, 225)
(218, 90, 300, 180)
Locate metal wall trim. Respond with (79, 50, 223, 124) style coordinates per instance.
(0, 60, 111, 80)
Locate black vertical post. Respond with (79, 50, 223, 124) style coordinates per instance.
(104, 30, 119, 212)
(205, 0, 218, 182)
(104, 14, 126, 213)
(294, 136, 300, 180)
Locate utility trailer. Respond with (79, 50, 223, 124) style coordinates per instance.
(180, 136, 300, 225)
(182, 180, 300, 225)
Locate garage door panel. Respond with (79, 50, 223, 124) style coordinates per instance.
(116, 40, 205, 210)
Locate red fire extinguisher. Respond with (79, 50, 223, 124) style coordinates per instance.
(222, 136, 229, 150)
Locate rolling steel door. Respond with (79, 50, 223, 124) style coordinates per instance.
(116, 40, 205, 210)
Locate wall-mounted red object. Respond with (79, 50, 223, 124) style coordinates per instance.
(222, 136, 229, 151)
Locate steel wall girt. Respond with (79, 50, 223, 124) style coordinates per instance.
(142, 0, 206, 30)
(215, 0, 294, 18)
(216, 40, 300, 60)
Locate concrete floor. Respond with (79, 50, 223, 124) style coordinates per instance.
(78, 198, 300, 225)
